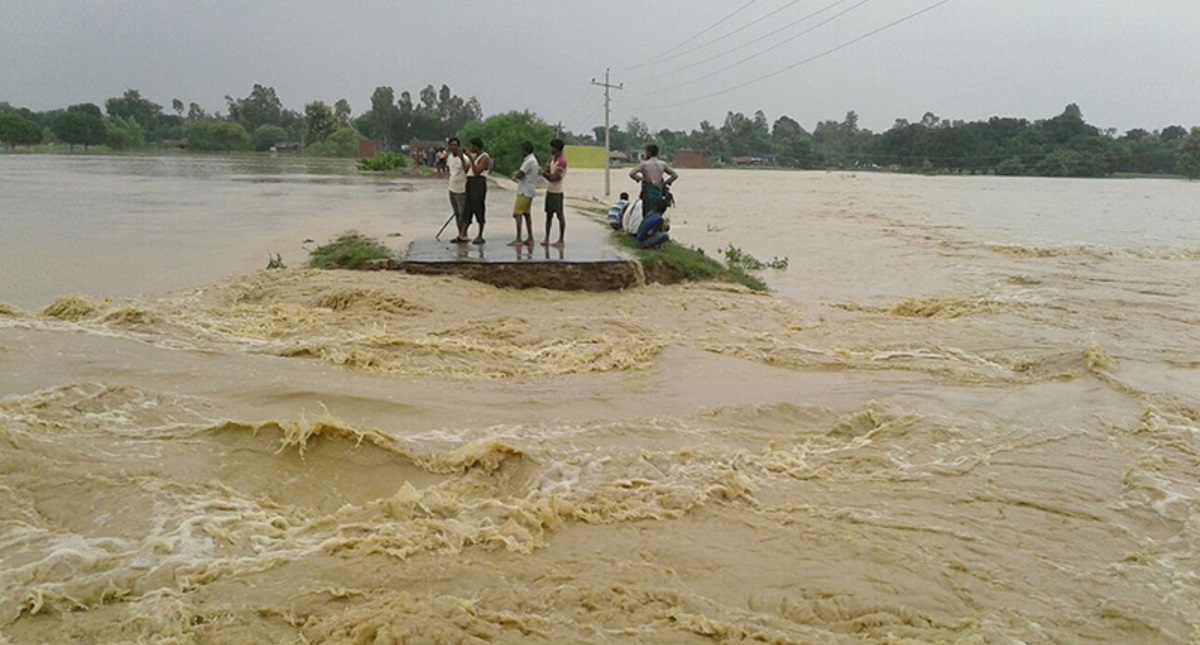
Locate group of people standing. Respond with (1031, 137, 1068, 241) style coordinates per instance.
(444, 136, 568, 248)
(444, 138, 678, 251)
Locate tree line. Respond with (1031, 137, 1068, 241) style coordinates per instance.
(593, 104, 1200, 179)
(3, 87, 1199, 178)
(0, 83, 482, 158)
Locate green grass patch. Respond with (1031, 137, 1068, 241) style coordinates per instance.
(613, 234, 768, 291)
(307, 231, 393, 269)
(356, 152, 411, 172)
(575, 202, 770, 291)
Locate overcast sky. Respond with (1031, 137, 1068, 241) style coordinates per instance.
(2, 0, 1198, 135)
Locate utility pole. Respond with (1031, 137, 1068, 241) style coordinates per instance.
(591, 68, 622, 197)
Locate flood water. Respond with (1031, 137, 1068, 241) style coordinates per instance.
(1, 153, 1198, 643)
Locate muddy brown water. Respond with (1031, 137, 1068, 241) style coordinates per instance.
(1, 154, 1198, 643)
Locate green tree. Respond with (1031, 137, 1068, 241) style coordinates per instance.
(689, 119, 728, 162)
(187, 102, 207, 123)
(0, 113, 43, 149)
(334, 99, 352, 127)
(771, 115, 814, 167)
(1178, 127, 1200, 179)
(306, 127, 363, 157)
(625, 117, 653, 150)
(1161, 125, 1188, 142)
(593, 125, 630, 155)
(357, 86, 398, 149)
(720, 111, 770, 157)
(226, 84, 284, 132)
(995, 156, 1025, 176)
(52, 103, 106, 149)
(104, 116, 144, 150)
(188, 120, 250, 151)
(105, 89, 162, 131)
(304, 101, 337, 145)
(459, 111, 555, 176)
(251, 124, 287, 152)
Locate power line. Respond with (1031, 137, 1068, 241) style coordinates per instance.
(633, 0, 853, 86)
(622, 0, 760, 72)
(635, 0, 873, 98)
(659, 0, 955, 109)
(560, 83, 597, 128)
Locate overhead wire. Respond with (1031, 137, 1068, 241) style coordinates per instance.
(633, 0, 859, 86)
(630, 0, 815, 74)
(657, 0, 955, 109)
(622, 0, 760, 73)
(560, 83, 597, 128)
(633, 0, 872, 97)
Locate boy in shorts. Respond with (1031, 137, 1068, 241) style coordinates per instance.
(509, 141, 538, 247)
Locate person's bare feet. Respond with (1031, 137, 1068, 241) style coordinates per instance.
(523, 238, 535, 247)
(551, 240, 564, 248)
(506, 239, 522, 246)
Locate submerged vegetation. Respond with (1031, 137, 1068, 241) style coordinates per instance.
(307, 231, 393, 270)
(721, 245, 789, 271)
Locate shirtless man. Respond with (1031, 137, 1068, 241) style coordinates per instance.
(629, 144, 678, 213)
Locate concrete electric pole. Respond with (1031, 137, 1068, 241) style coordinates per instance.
(591, 69, 623, 197)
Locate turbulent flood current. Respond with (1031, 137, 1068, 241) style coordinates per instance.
(1, 154, 1198, 644)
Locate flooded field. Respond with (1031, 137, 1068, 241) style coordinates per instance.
(1, 154, 1197, 643)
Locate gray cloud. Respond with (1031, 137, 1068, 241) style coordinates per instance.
(2, 0, 1197, 134)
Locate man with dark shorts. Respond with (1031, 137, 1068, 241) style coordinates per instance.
(540, 138, 568, 247)
(464, 137, 492, 244)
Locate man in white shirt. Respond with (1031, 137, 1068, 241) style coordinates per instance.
(446, 137, 470, 243)
(508, 141, 538, 247)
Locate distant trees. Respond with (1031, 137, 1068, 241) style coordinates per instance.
(304, 101, 338, 145)
(0, 112, 43, 149)
(5, 85, 1198, 182)
(251, 124, 287, 152)
(1179, 127, 1200, 179)
(105, 116, 144, 150)
(355, 84, 482, 152)
(459, 111, 556, 176)
(187, 121, 249, 151)
(305, 127, 363, 158)
(771, 116, 814, 168)
(226, 84, 284, 133)
(52, 103, 106, 149)
(105, 89, 161, 131)
(861, 104, 1193, 178)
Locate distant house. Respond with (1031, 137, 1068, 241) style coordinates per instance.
(609, 150, 630, 163)
(673, 149, 710, 168)
(730, 154, 775, 166)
